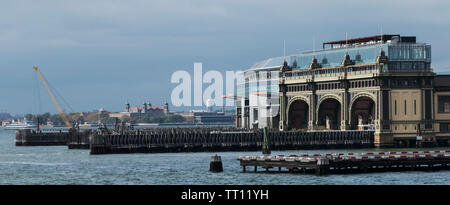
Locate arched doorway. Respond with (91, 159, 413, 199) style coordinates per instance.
(288, 100, 309, 130)
(350, 96, 375, 130)
(317, 98, 341, 130)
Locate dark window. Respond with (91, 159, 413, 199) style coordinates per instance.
(438, 96, 450, 113)
(414, 100, 417, 115)
(425, 91, 432, 119)
(440, 123, 450, 132)
(404, 100, 407, 115)
(383, 79, 389, 87)
(383, 91, 390, 120)
(395, 100, 397, 115)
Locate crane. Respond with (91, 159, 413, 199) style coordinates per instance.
(33, 65, 73, 129)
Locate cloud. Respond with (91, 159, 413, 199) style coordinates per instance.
(1, 0, 450, 113)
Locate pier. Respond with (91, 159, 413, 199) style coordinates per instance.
(88, 128, 374, 155)
(238, 150, 450, 175)
(15, 129, 93, 147)
(15, 129, 71, 146)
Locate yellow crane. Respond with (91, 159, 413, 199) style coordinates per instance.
(33, 65, 72, 129)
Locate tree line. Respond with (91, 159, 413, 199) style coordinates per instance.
(24, 112, 186, 126)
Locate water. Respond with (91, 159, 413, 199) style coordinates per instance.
(0, 129, 449, 185)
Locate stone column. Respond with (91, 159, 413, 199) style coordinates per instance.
(309, 83, 316, 131)
(340, 80, 349, 130)
(279, 86, 287, 131)
(326, 115, 331, 130)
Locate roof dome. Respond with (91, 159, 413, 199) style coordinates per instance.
(341, 52, 355, 66)
(322, 56, 328, 65)
(309, 56, 322, 69)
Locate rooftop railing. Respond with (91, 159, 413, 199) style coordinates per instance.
(282, 63, 382, 82)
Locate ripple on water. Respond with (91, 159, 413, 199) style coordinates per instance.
(1, 129, 450, 184)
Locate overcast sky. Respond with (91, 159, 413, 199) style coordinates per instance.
(1, 0, 450, 115)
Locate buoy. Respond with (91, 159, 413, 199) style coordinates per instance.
(210, 154, 223, 172)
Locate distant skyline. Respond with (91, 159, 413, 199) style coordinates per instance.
(1, 0, 450, 115)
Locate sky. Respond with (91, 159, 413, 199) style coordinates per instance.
(1, 0, 450, 115)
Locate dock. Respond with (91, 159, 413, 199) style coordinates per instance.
(238, 150, 450, 175)
(88, 128, 374, 154)
(15, 129, 92, 147)
(15, 129, 71, 146)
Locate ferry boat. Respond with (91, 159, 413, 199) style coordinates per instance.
(4, 118, 37, 130)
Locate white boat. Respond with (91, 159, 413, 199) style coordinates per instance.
(4, 118, 37, 130)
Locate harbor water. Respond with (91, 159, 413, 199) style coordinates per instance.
(0, 129, 449, 185)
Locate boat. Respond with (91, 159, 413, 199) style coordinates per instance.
(4, 118, 37, 130)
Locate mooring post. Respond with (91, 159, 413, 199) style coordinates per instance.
(316, 158, 330, 176)
(209, 154, 223, 172)
(262, 126, 271, 156)
(36, 117, 40, 132)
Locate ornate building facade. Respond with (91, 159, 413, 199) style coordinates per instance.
(278, 34, 443, 147)
(237, 34, 450, 147)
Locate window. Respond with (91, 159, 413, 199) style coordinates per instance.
(404, 100, 407, 115)
(440, 123, 450, 132)
(438, 96, 450, 113)
(414, 100, 417, 115)
(445, 102, 450, 113)
(394, 100, 397, 115)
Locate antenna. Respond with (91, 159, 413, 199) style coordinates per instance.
(379, 25, 384, 54)
(283, 40, 286, 61)
(313, 36, 316, 56)
(345, 32, 348, 53)
(381, 24, 383, 43)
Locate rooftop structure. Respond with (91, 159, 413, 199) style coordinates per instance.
(322, 34, 402, 49)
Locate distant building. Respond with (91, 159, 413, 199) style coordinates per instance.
(0, 112, 12, 121)
(176, 110, 234, 124)
(109, 101, 169, 118)
(235, 58, 280, 130)
(195, 112, 234, 124)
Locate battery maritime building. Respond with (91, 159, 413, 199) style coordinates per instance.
(237, 34, 450, 147)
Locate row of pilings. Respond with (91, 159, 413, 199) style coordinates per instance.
(88, 127, 374, 155)
(16, 127, 375, 154)
(16, 129, 95, 147)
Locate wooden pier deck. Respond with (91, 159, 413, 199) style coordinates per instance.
(238, 150, 450, 175)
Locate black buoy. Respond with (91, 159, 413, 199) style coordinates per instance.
(210, 154, 223, 172)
